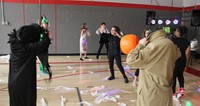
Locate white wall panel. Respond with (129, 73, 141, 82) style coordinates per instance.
(82, 0, 183, 7)
(183, 0, 195, 7)
(183, 0, 200, 7)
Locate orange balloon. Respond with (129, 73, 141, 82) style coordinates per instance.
(120, 34, 139, 55)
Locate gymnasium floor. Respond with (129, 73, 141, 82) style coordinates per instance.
(0, 55, 200, 106)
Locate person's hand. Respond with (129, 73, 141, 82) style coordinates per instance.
(82, 29, 87, 33)
(115, 32, 122, 38)
(139, 38, 148, 46)
(115, 32, 120, 36)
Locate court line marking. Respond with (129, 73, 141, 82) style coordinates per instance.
(0, 70, 109, 91)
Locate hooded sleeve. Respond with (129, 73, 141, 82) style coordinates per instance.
(21, 32, 50, 55)
(126, 43, 153, 68)
(126, 39, 181, 69)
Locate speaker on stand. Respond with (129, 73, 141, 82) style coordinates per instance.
(146, 11, 156, 26)
(191, 9, 200, 41)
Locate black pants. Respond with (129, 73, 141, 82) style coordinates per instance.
(38, 49, 49, 68)
(135, 69, 139, 77)
(97, 42, 108, 57)
(108, 54, 126, 77)
(172, 62, 185, 93)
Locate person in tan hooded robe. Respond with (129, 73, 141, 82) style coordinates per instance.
(126, 29, 181, 106)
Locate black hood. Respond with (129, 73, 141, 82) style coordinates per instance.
(16, 23, 45, 43)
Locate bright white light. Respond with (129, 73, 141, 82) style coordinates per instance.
(151, 19, 156, 25)
(165, 19, 171, 25)
(158, 19, 163, 25)
(173, 19, 179, 25)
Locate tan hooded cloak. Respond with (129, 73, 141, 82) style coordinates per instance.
(126, 30, 181, 106)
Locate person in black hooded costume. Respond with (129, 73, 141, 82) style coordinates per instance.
(8, 23, 50, 106)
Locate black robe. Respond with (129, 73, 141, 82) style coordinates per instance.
(8, 24, 50, 106)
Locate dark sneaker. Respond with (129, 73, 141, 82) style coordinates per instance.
(85, 57, 89, 59)
(46, 67, 52, 80)
(48, 63, 51, 67)
(123, 77, 129, 83)
(107, 76, 115, 80)
(80, 58, 84, 61)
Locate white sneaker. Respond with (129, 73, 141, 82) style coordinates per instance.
(172, 93, 176, 99)
(177, 88, 185, 98)
(132, 78, 138, 87)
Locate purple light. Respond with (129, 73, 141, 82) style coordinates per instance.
(124, 70, 134, 77)
(197, 87, 200, 93)
(104, 89, 121, 95)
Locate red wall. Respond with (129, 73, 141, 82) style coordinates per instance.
(4, 0, 200, 11)
(3, 0, 183, 11)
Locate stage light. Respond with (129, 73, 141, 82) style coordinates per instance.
(173, 19, 179, 25)
(165, 19, 171, 25)
(146, 17, 156, 25)
(158, 19, 163, 25)
(151, 19, 156, 25)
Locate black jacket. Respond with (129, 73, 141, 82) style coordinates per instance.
(101, 33, 121, 55)
(96, 29, 109, 43)
(99, 33, 109, 43)
(171, 37, 190, 64)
